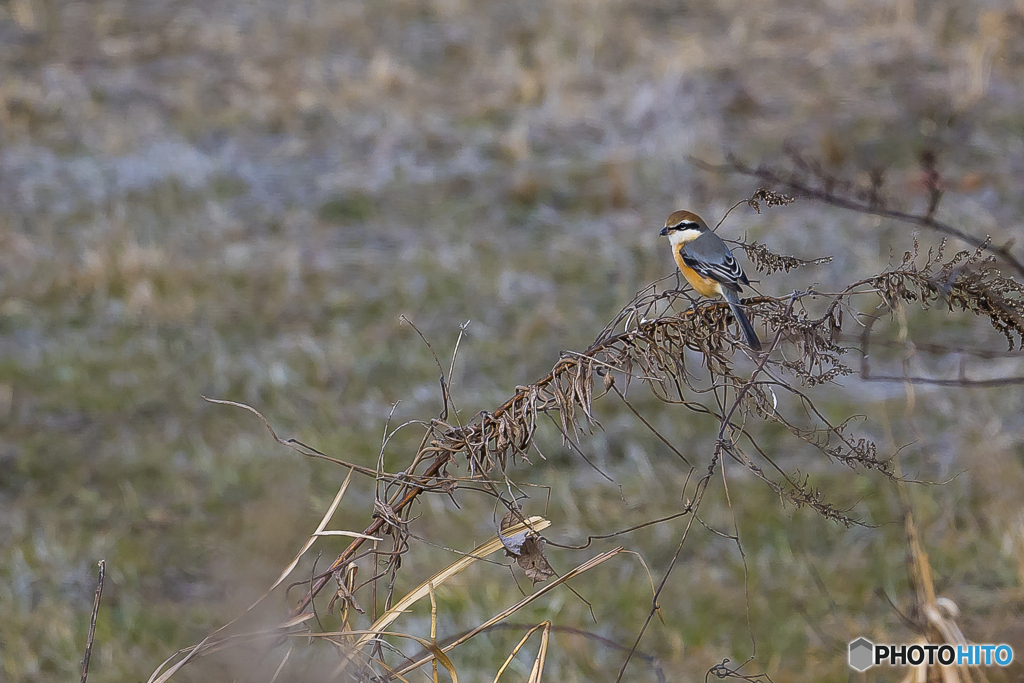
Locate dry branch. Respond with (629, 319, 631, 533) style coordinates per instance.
(155, 186, 1024, 681)
(695, 152, 1024, 278)
(290, 233, 1022, 617)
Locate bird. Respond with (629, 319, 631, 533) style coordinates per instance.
(659, 210, 762, 351)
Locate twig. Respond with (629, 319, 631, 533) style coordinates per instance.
(694, 155, 1024, 278)
(80, 560, 105, 683)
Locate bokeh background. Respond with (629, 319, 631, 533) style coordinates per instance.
(2, 0, 1024, 680)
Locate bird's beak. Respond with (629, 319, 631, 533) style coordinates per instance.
(659, 226, 670, 236)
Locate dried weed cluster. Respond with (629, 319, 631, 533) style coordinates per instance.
(869, 239, 1024, 350)
(143, 175, 1024, 682)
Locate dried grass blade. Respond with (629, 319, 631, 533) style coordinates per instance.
(269, 467, 355, 593)
(491, 622, 550, 683)
(322, 630, 460, 682)
(526, 622, 551, 683)
(351, 517, 552, 653)
(313, 531, 385, 540)
(394, 547, 624, 678)
(147, 634, 214, 683)
(268, 645, 293, 683)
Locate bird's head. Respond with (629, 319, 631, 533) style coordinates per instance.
(659, 210, 709, 244)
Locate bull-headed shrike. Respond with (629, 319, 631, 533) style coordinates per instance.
(660, 210, 762, 351)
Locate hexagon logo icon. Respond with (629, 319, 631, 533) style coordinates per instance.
(849, 637, 874, 671)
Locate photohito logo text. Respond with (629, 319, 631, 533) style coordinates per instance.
(848, 638, 1014, 672)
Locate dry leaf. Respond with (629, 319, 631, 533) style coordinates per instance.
(499, 509, 554, 583)
(515, 536, 555, 584)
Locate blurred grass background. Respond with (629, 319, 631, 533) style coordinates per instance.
(1, 0, 1024, 680)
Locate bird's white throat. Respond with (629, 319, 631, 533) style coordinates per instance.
(666, 228, 702, 247)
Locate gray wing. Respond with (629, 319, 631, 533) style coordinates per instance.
(680, 232, 750, 291)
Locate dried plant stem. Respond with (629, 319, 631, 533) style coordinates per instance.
(390, 548, 624, 679)
(695, 155, 1024, 278)
(80, 560, 105, 683)
(154, 189, 1023, 682)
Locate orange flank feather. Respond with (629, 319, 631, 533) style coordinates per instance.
(672, 246, 724, 298)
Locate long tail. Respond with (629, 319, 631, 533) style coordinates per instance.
(722, 289, 762, 351)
